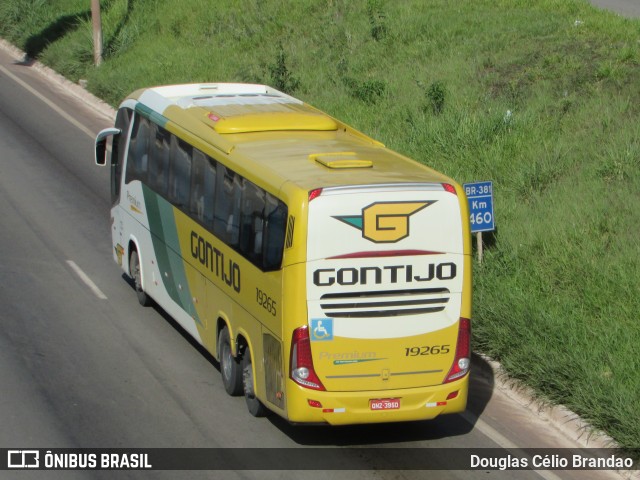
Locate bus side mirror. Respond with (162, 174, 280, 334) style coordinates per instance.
(95, 127, 121, 166)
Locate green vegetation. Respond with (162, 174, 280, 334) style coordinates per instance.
(2, 0, 639, 450)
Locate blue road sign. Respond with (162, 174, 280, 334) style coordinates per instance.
(463, 181, 495, 233)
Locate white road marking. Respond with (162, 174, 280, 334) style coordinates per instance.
(66, 260, 108, 300)
(2, 62, 109, 299)
(0, 63, 96, 139)
(461, 411, 564, 480)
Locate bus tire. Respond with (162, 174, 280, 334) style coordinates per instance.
(242, 347, 267, 417)
(218, 327, 243, 396)
(129, 250, 151, 306)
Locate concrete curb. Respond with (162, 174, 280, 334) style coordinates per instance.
(0, 38, 116, 122)
(473, 353, 638, 479)
(473, 353, 616, 449)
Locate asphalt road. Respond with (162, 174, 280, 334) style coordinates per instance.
(0, 40, 626, 480)
(588, 0, 640, 17)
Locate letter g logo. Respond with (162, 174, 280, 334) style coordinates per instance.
(335, 201, 434, 243)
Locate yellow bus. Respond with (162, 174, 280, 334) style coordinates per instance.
(95, 83, 472, 424)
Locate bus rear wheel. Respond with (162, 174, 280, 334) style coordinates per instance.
(129, 250, 151, 306)
(218, 327, 243, 396)
(242, 348, 267, 417)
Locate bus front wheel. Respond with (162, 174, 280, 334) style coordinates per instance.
(129, 250, 151, 306)
(218, 327, 243, 396)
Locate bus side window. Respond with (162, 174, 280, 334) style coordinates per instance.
(263, 194, 287, 271)
(239, 180, 266, 264)
(229, 174, 242, 246)
(126, 115, 150, 184)
(169, 136, 192, 208)
(189, 149, 207, 222)
(148, 123, 170, 198)
(214, 165, 241, 247)
(202, 155, 217, 229)
(189, 150, 218, 228)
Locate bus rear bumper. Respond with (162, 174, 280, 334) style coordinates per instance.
(284, 375, 468, 425)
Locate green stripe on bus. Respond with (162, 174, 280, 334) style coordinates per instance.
(142, 185, 202, 326)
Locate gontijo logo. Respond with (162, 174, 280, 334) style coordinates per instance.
(334, 201, 434, 243)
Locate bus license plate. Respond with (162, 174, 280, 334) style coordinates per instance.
(370, 398, 400, 410)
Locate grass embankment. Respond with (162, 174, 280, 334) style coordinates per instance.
(2, 0, 639, 451)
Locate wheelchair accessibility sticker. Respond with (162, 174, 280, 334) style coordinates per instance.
(310, 318, 334, 341)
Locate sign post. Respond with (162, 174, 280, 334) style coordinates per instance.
(463, 181, 495, 264)
(91, 0, 103, 66)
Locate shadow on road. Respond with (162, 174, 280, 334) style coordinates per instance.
(124, 274, 496, 446)
(266, 354, 495, 446)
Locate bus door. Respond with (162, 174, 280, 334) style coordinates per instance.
(95, 107, 133, 267)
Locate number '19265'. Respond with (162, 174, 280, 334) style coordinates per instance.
(256, 287, 277, 316)
(405, 345, 450, 356)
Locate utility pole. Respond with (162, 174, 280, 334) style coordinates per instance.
(91, 0, 103, 66)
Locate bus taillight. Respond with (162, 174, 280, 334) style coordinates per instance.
(444, 317, 471, 383)
(442, 183, 457, 195)
(308, 188, 323, 201)
(290, 326, 326, 391)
